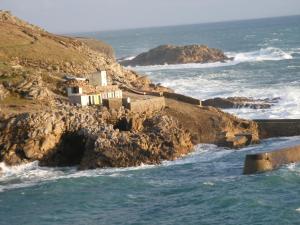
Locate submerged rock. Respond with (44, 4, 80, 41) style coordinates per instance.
(120, 44, 229, 66)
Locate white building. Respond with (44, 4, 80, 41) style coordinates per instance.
(88, 71, 108, 87)
(66, 71, 123, 107)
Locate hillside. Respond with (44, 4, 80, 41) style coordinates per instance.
(0, 10, 169, 113)
(0, 11, 260, 169)
(76, 37, 115, 59)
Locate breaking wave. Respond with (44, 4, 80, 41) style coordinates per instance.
(129, 47, 293, 71)
(0, 144, 232, 192)
(0, 161, 155, 192)
(227, 47, 293, 62)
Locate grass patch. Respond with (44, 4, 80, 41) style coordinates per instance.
(0, 94, 32, 106)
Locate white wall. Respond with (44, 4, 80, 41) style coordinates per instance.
(100, 71, 108, 86)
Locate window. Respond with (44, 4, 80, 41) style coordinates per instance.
(72, 87, 80, 94)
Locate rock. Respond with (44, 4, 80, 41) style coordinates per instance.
(10, 76, 53, 101)
(79, 113, 193, 169)
(164, 98, 259, 147)
(202, 97, 280, 109)
(120, 44, 229, 66)
(0, 84, 9, 100)
(0, 105, 193, 169)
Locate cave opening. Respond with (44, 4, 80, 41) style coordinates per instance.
(40, 132, 87, 167)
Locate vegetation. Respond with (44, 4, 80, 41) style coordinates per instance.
(77, 37, 115, 59)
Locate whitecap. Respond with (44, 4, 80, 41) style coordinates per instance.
(0, 161, 156, 192)
(128, 60, 239, 72)
(227, 47, 293, 62)
(203, 181, 215, 186)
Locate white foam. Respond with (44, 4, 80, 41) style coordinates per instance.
(128, 47, 293, 71)
(144, 67, 300, 119)
(162, 144, 233, 166)
(203, 181, 215, 186)
(0, 144, 234, 192)
(129, 60, 239, 72)
(223, 86, 300, 119)
(0, 161, 156, 192)
(122, 55, 136, 61)
(1, 136, 300, 192)
(227, 47, 293, 62)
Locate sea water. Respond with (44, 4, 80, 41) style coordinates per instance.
(1, 16, 300, 225)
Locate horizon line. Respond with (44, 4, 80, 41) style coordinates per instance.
(64, 14, 300, 35)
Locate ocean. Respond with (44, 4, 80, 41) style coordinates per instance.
(1, 16, 300, 225)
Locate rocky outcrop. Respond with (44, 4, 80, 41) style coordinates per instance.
(0, 105, 193, 168)
(0, 96, 261, 169)
(164, 98, 259, 148)
(7, 76, 53, 101)
(0, 12, 262, 171)
(202, 97, 280, 109)
(0, 84, 9, 100)
(120, 45, 229, 66)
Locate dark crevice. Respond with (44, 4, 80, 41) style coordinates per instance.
(39, 132, 87, 167)
(114, 117, 132, 131)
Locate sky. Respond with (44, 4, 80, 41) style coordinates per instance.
(1, 0, 300, 33)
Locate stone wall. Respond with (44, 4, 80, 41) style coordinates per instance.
(103, 98, 123, 110)
(129, 97, 165, 113)
(255, 119, 300, 139)
(163, 92, 202, 106)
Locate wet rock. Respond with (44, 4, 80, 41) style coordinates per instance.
(164, 98, 260, 148)
(202, 97, 281, 109)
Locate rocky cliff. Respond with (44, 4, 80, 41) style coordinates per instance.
(0, 12, 260, 170)
(0, 106, 192, 168)
(0, 100, 259, 168)
(120, 44, 229, 66)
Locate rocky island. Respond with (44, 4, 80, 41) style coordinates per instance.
(120, 44, 229, 66)
(0, 11, 260, 170)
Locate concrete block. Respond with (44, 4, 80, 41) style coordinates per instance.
(243, 144, 300, 174)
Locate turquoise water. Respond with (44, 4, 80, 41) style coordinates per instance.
(1, 16, 300, 225)
(90, 15, 300, 119)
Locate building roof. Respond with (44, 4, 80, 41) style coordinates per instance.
(66, 80, 121, 95)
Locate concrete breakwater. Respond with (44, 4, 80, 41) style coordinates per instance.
(243, 145, 300, 174)
(243, 119, 300, 174)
